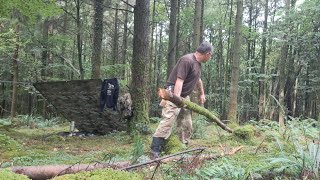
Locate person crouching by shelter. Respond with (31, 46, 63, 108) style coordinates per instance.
(150, 41, 213, 159)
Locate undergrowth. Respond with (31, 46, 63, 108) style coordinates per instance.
(0, 116, 319, 179)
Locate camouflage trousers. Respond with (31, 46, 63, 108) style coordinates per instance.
(153, 96, 192, 144)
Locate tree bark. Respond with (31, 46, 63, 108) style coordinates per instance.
(91, 0, 104, 79)
(158, 88, 233, 133)
(227, 0, 243, 124)
(76, 0, 84, 79)
(167, 0, 178, 78)
(259, 0, 268, 119)
(278, 0, 290, 126)
(130, 0, 150, 132)
(10, 24, 20, 118)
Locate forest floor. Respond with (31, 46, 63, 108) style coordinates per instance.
(0, 116, 319, 179)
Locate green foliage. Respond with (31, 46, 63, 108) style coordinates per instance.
(0, 134, 23, 159)
(53, 168, 143, 180)
(15, 115, 60, 128)
(149, 116, 161, 124)
(0, 169, 29, 180)
(196, 158, 247, 180)
(0, 0, 62, 23)
(130, 135, 144, 164)
(192, 115, 209, 139)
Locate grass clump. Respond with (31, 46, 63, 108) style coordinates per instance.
(53, 168, 143, 180)
(0, 134, 24, 159)
(0, 169, 29, 180)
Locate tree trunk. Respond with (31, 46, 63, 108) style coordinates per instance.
(41, 19, 49, 79)
(76, 0, 84, 79)
(10, 24, 20, 118)
(112, 3, 119, 67)
(259, 0, 268, 119)
(91, 0, 104, 79)
(122, 0, 129, 79)
(191, 0, 203, 107)
(167, 0, 178, 78)
(130, 0, 150, 133)
(278, 0, 290, 127)
(192, 0, 202, 50)
(227, 0, 243, 124)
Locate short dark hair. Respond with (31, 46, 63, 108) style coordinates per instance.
(196, 41, 213, 54)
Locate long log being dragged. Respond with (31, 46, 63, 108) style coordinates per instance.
(158, 88, 233, 133)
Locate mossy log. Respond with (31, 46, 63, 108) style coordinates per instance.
(158, 88, 233, 133)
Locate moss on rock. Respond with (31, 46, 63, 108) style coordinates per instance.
(164, 135, 185, 155)
(233, 125, 256, 140)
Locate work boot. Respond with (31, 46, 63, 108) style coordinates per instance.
(150, 137, 165, 160)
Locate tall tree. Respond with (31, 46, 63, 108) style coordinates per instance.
(192, 0, 202, 50)
(167, 0, 178, 78)
(91, 0, 104, 79)
(76, 0, 84, 79)
(130, 0, 150, 133)
(227, 0, 243, 124)
(278, 0, 290, 126)
(259, 0, 269, 119)
(10, 24, 20, 118)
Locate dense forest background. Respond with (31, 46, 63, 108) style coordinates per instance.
(0, 0, 319, 128)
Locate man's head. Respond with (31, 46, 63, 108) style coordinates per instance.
(195, 41, 213, 63)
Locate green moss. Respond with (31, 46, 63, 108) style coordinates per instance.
(0, 169, 30, 180)
(44, 134, 66, 143)
(0, 134, 23, 158)
(53, 168, 143, 180)
(233, 125, 256, 140)
(164, 135, 185, 154)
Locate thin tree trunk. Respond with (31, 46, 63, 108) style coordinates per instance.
(278, 0, 290, 127)
(112, 3, 119, 66)
(192, 0, 202, 50)
(10, 24, 20, 118)
(167, 0, 178, 78)
(227, 0, 243, 124)
(259, 0, 268, 119)
(122, 0, 129, 79)
(76, 0, 84, 79)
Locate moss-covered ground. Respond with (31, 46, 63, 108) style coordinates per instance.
(0, 116, 319, 179)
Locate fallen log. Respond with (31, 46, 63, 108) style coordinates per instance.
(11, 161, 130, 180)
(158, 88, 234, 133)
(10, 146, 244, 179)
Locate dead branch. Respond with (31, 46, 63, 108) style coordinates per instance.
(122, 147, 206, 170)
(158, 88, 234, 133)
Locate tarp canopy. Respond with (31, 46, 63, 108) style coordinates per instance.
(34, 79, 128, 135)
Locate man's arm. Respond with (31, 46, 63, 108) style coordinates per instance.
(197, 78, 206, 104)
(174, 78, 184, 97)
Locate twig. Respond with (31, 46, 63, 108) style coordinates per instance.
(254, 138, 266, 155)
(121, 147, 206, 171)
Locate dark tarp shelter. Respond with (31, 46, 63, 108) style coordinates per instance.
(33, 79, 130, 135)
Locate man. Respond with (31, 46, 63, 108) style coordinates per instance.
(150, 41, 213, 159)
